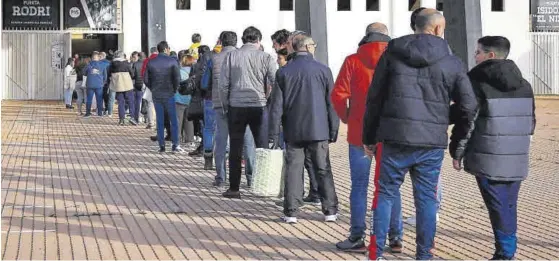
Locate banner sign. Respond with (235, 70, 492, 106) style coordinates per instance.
(2, 0, 60, 30)
(531, 0, 559, 32)
(64, 0, 121, 30)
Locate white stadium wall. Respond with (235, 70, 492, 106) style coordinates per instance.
(121, 0, 531, 80)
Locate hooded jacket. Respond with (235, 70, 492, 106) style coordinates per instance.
(84, 60, 108, 89)
(453, 59, 535, 181)
(109, 58, 134, 92)
(362, 34, 478, 154)
(331, 32, 391, 146)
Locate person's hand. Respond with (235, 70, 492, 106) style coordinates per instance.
(453, 159, 462, 171)
(363, 144, 376, 158)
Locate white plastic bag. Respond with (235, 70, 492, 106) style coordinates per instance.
(252, 148, 284, 197)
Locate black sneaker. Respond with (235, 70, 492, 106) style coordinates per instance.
(222, 189, 241, 199)
(212, 180, 224, 187)
(83, 114, 92, 118)
(336, 236, 366, 253)
(150, 136, 157, 141)
(204, 155, 213, 170)
(128, 118, 138, 125)
(119, 119, 125, 125)
(303, 196, 321, 206)
(158, 147, 165, 153)
(389, 239, 403, 253)
(189, 149, 203, 157)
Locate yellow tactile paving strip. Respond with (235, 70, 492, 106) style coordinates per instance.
(1, 99, 558, 260)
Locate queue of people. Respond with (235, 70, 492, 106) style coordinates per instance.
(63, 7, 535, 260)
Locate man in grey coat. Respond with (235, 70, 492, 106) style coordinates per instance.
(219, 26, 277, 198)
(204, 31, 256, 188)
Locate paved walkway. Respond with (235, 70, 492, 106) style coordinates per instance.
(1, 100, 558, 260)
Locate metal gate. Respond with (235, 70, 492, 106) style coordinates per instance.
(2, 32, 70, 100)
(529, 32, 559, 95)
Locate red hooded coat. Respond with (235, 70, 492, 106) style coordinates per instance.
(331, 33, 390, 146)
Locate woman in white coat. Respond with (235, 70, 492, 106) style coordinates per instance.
(63, 58, 76, 109)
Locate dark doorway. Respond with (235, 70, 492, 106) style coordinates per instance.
(71, 34, 119, 59)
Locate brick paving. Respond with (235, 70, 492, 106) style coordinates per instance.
(1, 99, 558, 260)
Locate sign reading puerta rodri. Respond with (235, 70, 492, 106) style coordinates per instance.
(64, 0, 121, 30)
(2, 0, 60, 30)
(531, 0, 559, 31)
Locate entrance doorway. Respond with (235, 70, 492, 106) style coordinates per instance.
(71, 33, 119, 58)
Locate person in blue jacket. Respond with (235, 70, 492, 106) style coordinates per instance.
(84, 51, 108, 117)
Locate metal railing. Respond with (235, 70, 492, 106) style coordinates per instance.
(529, 32, 559, 95)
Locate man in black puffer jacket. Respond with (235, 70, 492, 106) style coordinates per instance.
(362, 9, 478, 260)
(450, 36, 535, 260)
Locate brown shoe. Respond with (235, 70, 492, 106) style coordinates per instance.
(222, 189, 241, 199)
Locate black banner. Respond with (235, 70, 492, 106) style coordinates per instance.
(531, 0, 559, 32)
(64, 0, 121, 30)
(2, 0, 60, 30)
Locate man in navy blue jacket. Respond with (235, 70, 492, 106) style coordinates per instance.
(144, 41, 183, 153)
(84, 51, 108, 117)
(269, 33, 339, 224)
(362, 9, 478, 260)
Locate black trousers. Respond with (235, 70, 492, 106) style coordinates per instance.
(284, 140, 338, 217)
(228, 106, 268, 191)
(304, 150, 320, 199)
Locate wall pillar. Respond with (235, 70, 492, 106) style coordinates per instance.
(294, 0, 329, 65)
(443, 0, 482, 70)
(141, 0, 166, 54)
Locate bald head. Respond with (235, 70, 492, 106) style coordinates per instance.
(365, 22, 388, 35)
(414, 8, 446, 37)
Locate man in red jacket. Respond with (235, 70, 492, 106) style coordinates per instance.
(331, 23, 403, 253)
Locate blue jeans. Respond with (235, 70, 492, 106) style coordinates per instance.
(348, 145, 402, 239)
(203, 100, 215, 153)
(477, 176, 521, 259)
(133, 90, 144, 122)
(214, 108, 255, 182)
(64, 86, 74, 106)
(154, 96, 179, 148)
(86, 88, 104, 116)
(107, 89, 116, 115)
(370, 143, 443, 260)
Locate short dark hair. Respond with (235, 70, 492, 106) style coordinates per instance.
(242, 26, 262, 44)
(170, 51, 177, 57)
(192, 33, 201, 43)
(410, 7, 427, 31)
(149, 47, 157, 54)
(157, 41, 169, 53)
(276, 48, 288, 56)
(220, 31, 238, 47)
(139, 52, 146, 59)
(131, 51, 138, 57)
(198, 45, 211, 57)
(478, 36, 511, 59)
(271, 29, 290, 45)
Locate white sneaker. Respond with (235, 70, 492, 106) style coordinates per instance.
(324, 214, 338, 222)
(281, 216, 297, 224)
(436, 212, 440, 222)
(173, 146, 186, 154)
